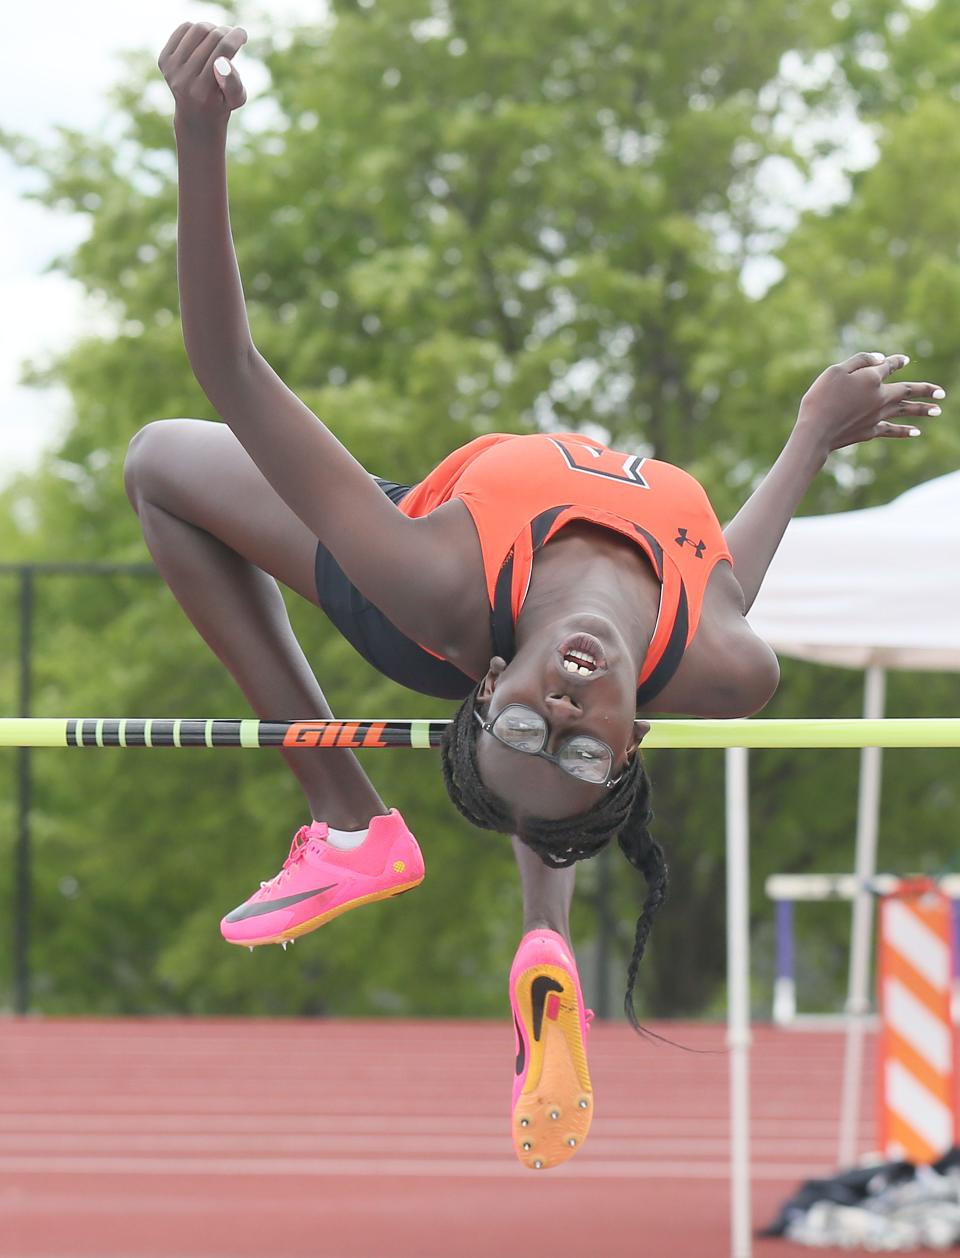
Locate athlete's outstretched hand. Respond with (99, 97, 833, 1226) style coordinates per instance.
(159, 22, 248, 129)
(796, 352, 945, 454)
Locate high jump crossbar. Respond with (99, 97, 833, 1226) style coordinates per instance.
(3, 716, 960, 749)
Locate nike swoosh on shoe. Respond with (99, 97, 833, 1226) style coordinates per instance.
(514, 1013, 526, 1076)
(530, 974, 563, 1041)
(223, 884, 338, 922)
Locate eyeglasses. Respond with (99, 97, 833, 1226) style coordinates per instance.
(474, 704, 623, 789)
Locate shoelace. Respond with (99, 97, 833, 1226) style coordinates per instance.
(585, 1009, 595, 1034)
(259, 825, 314, 890)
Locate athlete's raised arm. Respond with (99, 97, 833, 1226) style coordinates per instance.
(722, 352, 945, 612)
(159, 22, 460, 642)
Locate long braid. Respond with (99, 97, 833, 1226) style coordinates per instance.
(441, 688, 666, 1032)
(619, 832, 669, 1031)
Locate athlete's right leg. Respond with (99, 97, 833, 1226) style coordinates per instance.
(123, 416, 385, 827)
(125, 417, 425, 945)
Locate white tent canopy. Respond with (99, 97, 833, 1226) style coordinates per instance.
(748, 469, 960, 670)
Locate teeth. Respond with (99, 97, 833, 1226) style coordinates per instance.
(562, 647, 598, 675)
(562, 659, 595, 675)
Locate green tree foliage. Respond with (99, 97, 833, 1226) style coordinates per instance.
(2, 0, 956, 1019)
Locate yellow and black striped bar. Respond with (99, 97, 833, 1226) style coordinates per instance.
(3, 717, 960, 749)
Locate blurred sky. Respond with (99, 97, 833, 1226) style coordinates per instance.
(0, 1, 877, 493)
(0, 0, 322, 487)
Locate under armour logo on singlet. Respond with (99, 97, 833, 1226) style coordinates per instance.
(675, 527, 706, 558)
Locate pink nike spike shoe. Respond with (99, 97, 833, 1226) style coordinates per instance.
(510, 928, 594, 1170)
(220, 809, 424, 947)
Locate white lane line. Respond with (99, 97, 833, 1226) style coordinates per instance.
(0, 1115, 869, 1137)
(0, 1155, 840, 1181)
(0, 1134, 850, 1156)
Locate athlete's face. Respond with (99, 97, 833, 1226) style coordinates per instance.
(474, 621, 648, 821)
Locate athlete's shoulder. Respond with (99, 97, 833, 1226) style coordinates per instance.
(426, 431, 521, 473)
(446, 431, 522, 457)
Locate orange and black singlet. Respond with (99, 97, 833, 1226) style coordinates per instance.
(397, 432, 733, 704)
(313, 433, 733, 703)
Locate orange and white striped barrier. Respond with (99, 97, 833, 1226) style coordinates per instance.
(879, 880, 958, 1162)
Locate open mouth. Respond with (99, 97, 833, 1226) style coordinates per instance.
(558, 633, 608, 677)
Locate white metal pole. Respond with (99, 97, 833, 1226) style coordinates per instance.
(837, 665, 886, 1168)
(726, 745, 752, 1258)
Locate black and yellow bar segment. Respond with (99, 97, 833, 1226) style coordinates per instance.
(4, 717, 960, 749)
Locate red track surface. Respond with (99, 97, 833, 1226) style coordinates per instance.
(2, 1018, 878, 1258)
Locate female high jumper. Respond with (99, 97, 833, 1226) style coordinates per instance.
(128, 22, 946, 1170)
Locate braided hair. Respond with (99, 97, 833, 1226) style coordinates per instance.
(441, 686, 667, 1033)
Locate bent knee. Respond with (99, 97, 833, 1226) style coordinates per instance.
(737, 640, 781, 716)
(124, 417, 203, 512)
(708, 635, 780, 718)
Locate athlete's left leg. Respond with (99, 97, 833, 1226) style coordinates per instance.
(509, 837, 593, 1170)
(512, 836, 575, 941)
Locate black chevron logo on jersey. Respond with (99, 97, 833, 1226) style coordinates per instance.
(549, 438, 650, 488)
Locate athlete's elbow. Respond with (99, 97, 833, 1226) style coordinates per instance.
(185, 339, 257, 412)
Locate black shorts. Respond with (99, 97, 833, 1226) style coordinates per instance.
(314, 478, 477, 700)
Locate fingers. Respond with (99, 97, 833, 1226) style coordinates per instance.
(842, 351, 909, 379)
(885, 380, 945, 403)
(161, 21, 247, 76)
(185, 24, 227, 74)
(175, 21, 221, 70)
(159, 22, 192, 67)
(875, 387, 944, 438)
(187, 24, 244, 77)
(880, 401, 940, 421)
(842, 351, 893, 374)
(213, 54, 247, 110)
(874, 421, 923, 440)
(219, 27, 248, 59)
(873, 353, 909, 379)
(875, 354, 910, 381)
(200, 24, 248, 68)
(880, 380, 945, 421)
